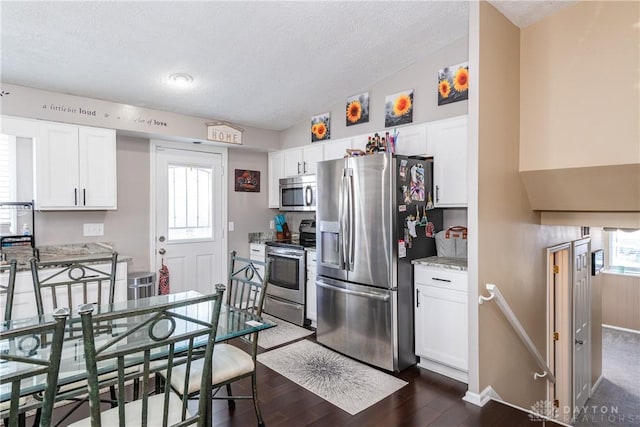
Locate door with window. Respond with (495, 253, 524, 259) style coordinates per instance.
(154, 147, 224, 295)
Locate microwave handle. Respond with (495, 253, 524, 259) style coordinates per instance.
(305, 185, 313, 206)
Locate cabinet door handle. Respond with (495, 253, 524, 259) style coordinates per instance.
(83, 188, 86, 206)
(74, 188, 78, 206)
(303, 161, 307, 174)
(435, 185, 440, 203)
(297, 162, 301, 175)
(432, 277, 451, 283)
(416, 289, 420, 307)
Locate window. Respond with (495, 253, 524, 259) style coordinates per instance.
(606, 229, 640, 275)
(167, 163, 212, 240)
(0, 134, 17, 234)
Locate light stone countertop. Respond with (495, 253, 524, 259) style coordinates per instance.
(412, 256, 467, 271)
(1, 242, 131, 271)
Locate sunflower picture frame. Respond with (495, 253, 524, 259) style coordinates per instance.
(346, 92, 369, 126)
(385, 89, 413, 128)
(311, 112, 331, 142)
(438, 62, 468, 106)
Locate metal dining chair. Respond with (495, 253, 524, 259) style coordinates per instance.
(0, 307, 70, 427)
(29, 253, 122, 425)
(159, 251, 271, 427)
(66, 284, 226, 427)
(1, 259, 18, 322)
(30, 253, 119, 323)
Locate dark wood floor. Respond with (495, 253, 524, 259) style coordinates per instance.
(37, 335, 559, 427)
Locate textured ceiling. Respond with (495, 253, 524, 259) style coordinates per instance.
(1, 1, 572, 131)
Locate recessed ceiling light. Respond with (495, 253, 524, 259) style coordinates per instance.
(167, 73, 194, 88)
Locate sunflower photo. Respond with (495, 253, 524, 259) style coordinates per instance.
(384, 89, 413, 128)
(311, 112, 330, 142)
(438, 62, 468, 106)
(345, 92, 369, 126)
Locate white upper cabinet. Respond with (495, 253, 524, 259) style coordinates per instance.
(268, 151, 285, 208)
(323, 137, 353, 161)
(35, 122, 117, 210)
(78, 126, 117, 208)
(427, 115, 468, 207)
(394, 123, 428, 157)
(283, 144, 324, 177)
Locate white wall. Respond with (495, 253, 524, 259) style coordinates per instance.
(280, 36, 469, 149)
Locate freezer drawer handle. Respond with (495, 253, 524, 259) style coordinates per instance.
(432, 277, 451, 283)
(316, 281, 390, 301)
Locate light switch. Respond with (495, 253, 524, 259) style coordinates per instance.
(228, 221, 235, 232)
(83, 223, 104, 236)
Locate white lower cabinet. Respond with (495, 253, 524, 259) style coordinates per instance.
(414, 265, 468, 383)
(306, 249, 317, 327)
(249, 243, 266, 279)
(0, 261, 127, 320)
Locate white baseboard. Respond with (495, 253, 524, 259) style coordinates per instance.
(591, 374, 604, 395)
(418, 358, 468, 384)
(463, 385, 499, 407)
(602, 324, 640, 334)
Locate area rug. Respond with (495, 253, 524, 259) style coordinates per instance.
(257, 339, 407, 415)
(257, 313, 314, 350)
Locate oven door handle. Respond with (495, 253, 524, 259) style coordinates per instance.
(268, 252, 304, 260)
(316, 281, 390, 302)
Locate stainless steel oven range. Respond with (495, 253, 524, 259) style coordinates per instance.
(264, 219, 315, 326)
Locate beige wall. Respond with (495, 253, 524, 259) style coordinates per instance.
(280, 37, 469, 149)
(602, 273, 640, 331)
(477, 1, 582, 408)
(36, 135, 151, 272)
(520, 1, 640, 171)
(227, 148, 275, 258)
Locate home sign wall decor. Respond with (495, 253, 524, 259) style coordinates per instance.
(206, 121, 244, 145)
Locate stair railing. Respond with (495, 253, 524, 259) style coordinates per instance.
(479, 283, 556, 383)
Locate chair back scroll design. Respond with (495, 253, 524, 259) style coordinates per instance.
(1, 259, 18, 322)
(0, 307, 70, 426)
(76, 284, 226, 427)
(30, 253, 118, 320)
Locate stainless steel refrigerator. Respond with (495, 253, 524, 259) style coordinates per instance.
(316, 153, 442, 372)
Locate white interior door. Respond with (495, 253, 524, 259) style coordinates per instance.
(573, 239, 591, 410)
(154, 147, 224, 295)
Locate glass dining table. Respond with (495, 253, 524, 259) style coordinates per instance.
(0, 290, 275, 404)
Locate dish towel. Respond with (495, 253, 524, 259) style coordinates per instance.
(158, 261, 170, 295)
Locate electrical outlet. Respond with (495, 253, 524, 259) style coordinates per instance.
(228, 221, 235, 232)
(83, 223, 104, 236)
(269, 220, 275, 229)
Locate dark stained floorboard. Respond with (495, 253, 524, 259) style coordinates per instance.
(33, 335, 560, 426)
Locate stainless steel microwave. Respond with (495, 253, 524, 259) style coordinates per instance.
(279, 175, 316, 211)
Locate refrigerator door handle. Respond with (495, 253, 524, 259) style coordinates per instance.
(347, 171, 355, 271)
(316, 280, 390, 302)
(339, 170, 348, 270)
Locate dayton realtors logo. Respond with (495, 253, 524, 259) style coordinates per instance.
(529, 400, 639, 424)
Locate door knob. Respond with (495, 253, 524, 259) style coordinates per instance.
(158, 248, 166, 255)
(575, 339, 584, 345)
